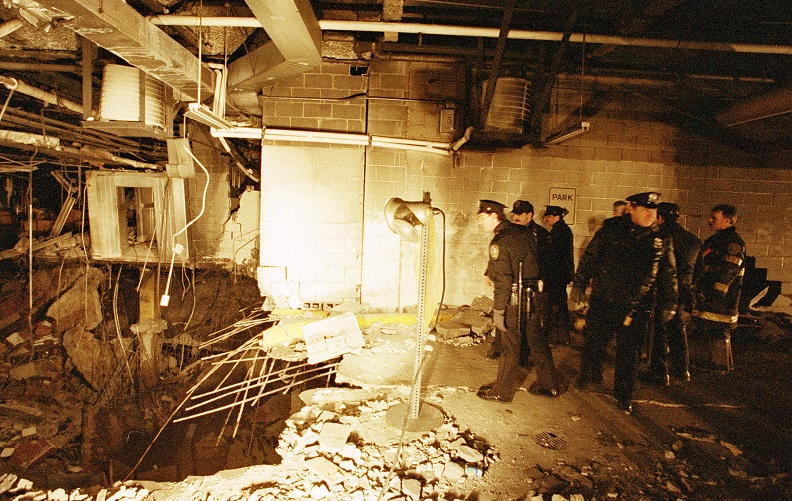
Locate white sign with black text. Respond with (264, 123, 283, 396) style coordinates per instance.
(548, 187, 576, 225)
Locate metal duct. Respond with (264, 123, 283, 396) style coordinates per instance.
(227, 0, 322, 91)
(717, 87, 792, 127)
(10, 0, 213, 102)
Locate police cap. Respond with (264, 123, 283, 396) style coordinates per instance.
(626, 191, 661, 209)
(478, 199, 506, 214)
(544, 205, 569, 217)
(657, 202, 679, 219)
(511, 200, 534, 215)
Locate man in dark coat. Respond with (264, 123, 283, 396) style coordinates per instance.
(542, 205, 575, 346)
(512, 200, 549, 244)
(691, 204, 745, 371)
(507, 199, 549, 363)
(477, 200, 561, 402)
(643, 202, 702, 384)
(570, 192, 678, 413)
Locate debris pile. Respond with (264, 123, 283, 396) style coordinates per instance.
(269, 388, 494, 500)
(434, 297, 494, 347)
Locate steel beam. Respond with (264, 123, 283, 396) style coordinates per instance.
(11, 0, 213, 102)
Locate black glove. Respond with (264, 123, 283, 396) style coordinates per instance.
(493, 309, 506, 331)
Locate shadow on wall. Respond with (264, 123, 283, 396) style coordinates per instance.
(574, 215, 605, 265)
(671, 132, 762, 168)
(446, 210, 490, 304)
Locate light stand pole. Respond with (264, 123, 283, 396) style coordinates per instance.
(383, 192, 444, 432)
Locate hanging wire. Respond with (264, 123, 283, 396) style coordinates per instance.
(160, 145, 209, 306)
(135, 177, 170, 292)
(196, 0, 204, 104)
(579, 28, 586, 123)
(113, 264, 135, 385)
(26, 166, 33, 362)
(182, 266, 198, 334)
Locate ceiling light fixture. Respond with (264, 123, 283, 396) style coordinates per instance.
(544, 121, 590, 145)
(545, 30, 590, 146)
(184, 102, 233, 130)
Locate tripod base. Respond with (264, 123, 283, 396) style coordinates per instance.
(385, 401, 444, 432)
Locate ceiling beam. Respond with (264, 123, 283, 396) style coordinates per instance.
(527, 11, 579, 144)
(479, 0, 516, 130)
(717, 87, 792, 127)
(10, 0, 214, 103)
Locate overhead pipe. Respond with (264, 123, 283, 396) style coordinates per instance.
(211, 127, 455, 155)
(0, 76, 85, 115)
(147, 16, 792, 56)
(0, 18, 25, 39)
(0, 62, 81, 73)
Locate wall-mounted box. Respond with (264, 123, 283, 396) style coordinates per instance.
(86, 171, 189, 262)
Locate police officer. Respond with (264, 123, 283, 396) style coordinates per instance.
(476, 200, 561, 401)
(542, 205, 575, 346)
(512, 200, 549, 244)
(570, 192, 678, 413)
(509, 200, 549, 363)
(643, 202, 701, 384)
(691, 204, 745, 371)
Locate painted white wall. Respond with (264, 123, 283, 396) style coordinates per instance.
(258, 145, 365, 307)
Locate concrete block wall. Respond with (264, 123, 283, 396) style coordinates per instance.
(258, 145, 365, 306)
(185, 128, 232, 261)
(255, 61, 792, 311)
(260, 65, 367, 133)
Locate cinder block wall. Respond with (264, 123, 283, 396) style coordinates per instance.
(185, 127, 232, 261)
(256, 60, 792, 310)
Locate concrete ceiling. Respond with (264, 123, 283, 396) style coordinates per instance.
(0, 0, 789, 167)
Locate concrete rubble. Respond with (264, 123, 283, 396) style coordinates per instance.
(1, 260, 791, 500)
(0, 386, 501, 500)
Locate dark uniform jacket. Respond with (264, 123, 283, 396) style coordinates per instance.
(485, 221, 539, 311)
(660, 221, 701, 311)
(573, 214, 678, 317)
(544, 219, 575, 285)
(692, 226, 745, 324)
(527, 220, 550, 279)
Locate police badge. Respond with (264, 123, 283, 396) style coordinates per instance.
(489, 244, 500, 260)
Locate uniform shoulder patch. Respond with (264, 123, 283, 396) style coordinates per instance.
(489, 244, 500, 260)
(727, 243, 743, 255)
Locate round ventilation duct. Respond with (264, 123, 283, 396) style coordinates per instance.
(98, 64, 166, 134)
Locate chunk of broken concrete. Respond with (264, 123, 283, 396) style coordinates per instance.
(306, 456, 345, 485)
(435, 321, 470, 340)
(318, 422, 352, 453)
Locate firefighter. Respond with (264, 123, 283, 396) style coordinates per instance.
(691, 204, 745, 372)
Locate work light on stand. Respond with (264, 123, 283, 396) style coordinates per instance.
(383, 192, 444, 432)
